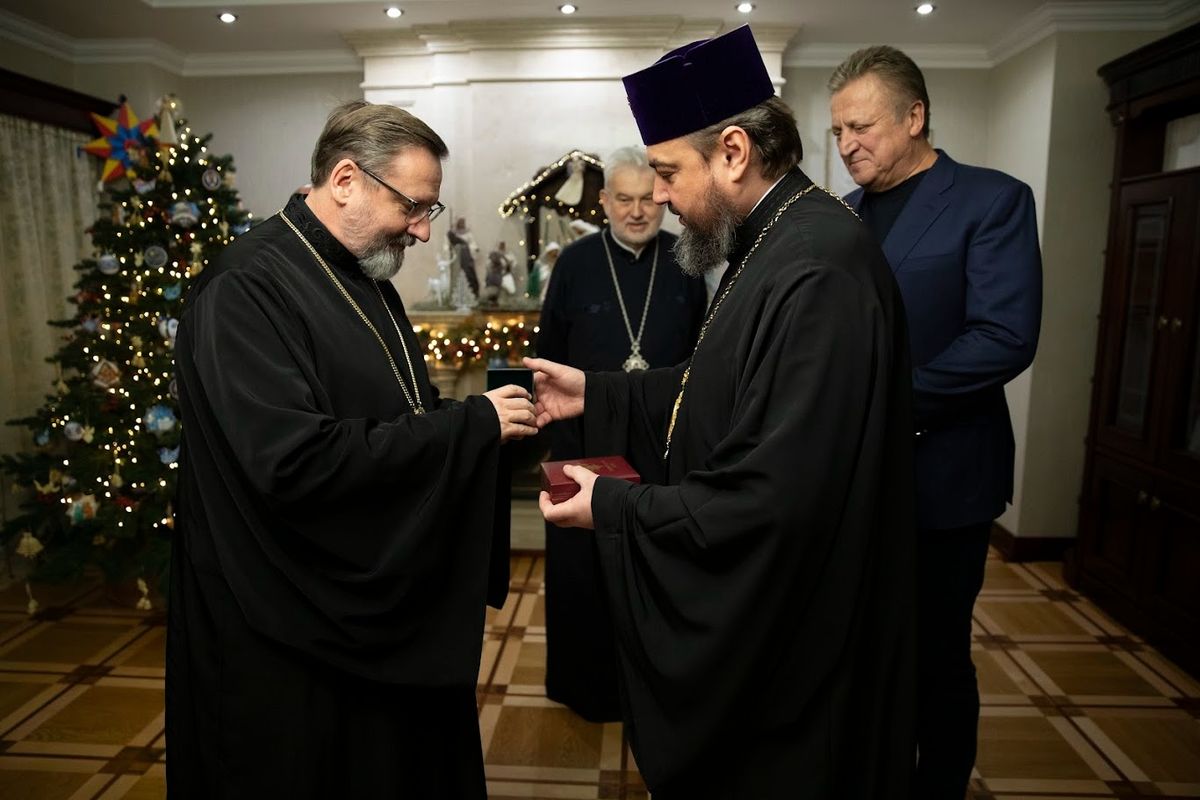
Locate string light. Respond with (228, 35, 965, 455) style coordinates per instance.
(498, 150, 605, 220)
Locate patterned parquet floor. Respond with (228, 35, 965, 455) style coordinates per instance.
(0, 538, 1197, 799)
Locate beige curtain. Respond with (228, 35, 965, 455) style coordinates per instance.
(0, 114, 99, 458)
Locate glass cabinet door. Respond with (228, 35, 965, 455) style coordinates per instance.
(1096, 178, 1177, 459)
(1158, 170, 1200, 481)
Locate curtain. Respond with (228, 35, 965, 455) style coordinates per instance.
(0, 113, 99, 458)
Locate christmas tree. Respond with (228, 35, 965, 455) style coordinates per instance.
(1, 95, 251, 613)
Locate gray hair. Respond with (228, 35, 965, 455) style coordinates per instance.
(603, 146, 650, 187)
(828, 45, 932, 139)
(310, 100, 449, 186)
(685, 96, 804, 182)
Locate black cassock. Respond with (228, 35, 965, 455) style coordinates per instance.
(537, 229, 705, 721)
(167, 194, 507, 799)
(583, 169, 916, 797)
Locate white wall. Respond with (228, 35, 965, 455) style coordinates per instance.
(0, 37, 74, 87)
(181, 73, 365, 219)
(986, 35, 1057, 536)
(1014, 29, 1158, 538)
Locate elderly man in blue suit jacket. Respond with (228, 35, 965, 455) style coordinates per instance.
(830, 46, 1042, 799)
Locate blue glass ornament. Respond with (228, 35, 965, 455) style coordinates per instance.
(143, 404, 177, 435)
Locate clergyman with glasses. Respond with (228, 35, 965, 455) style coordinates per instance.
(167, 100, 536, 799)
(535, 146, 706, 723)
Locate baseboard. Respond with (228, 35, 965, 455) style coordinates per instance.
(990, 523, 1073, 563)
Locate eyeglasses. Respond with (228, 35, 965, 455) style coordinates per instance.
(356, 162, 445, 223)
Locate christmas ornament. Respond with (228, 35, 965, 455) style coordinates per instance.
(190, 241, 204, 262)
(34, 429, 51, 446)
(133, 177, 157, 195)
(111, 204, 126, 225)
(128, 275, 143, 305)
(25, 583, 39, 616)
(81, 315, 100, 333)
(232, 220, 252, 236)
(81, 425, 95, 444)
(82, 102, 159, 183)
(16, 531, 44, 558)
(219, 220, 230, 238)
(163, 282, 182, 301)
(144, 245, 168, 269)
(33, 470, 64, 494)
(143, 404, 177, 435)
(158, 317, 179, 341)
(158, 445, 180, 465)
(91, 359, 123, 389)
(169, 378, 179, 400)
(98, 253, 120, 275)
(63, 421, 84, 441)
(136, 577, 154, 611)
(169, 201, 200, 228)
(155, 93, 182, 147)
(201, 168, 221, 191)
(109, 469, 124, 488)
(163, 502, 175, 529)
(66, 494, 99, 525)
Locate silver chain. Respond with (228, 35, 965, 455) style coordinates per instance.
(601, 230, 658, 371)
(664, 183, 855, 459)
(278, 210, 425, 414)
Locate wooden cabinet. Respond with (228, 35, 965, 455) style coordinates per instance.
(1070, 23, 1200, 677)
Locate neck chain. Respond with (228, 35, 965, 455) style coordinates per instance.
(278, 210, 425, 414)
(663, 184, 857, 459)
(601, 230, 659, 372)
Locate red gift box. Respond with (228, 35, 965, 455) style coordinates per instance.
(540, 456, 641, 504)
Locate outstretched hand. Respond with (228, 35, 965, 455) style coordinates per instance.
(483, 384, 538, 442)
(522, 357, 584, 428)
(538, 464, 596, 529)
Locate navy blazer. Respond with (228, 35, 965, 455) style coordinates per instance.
(847, 150, 1042, 530)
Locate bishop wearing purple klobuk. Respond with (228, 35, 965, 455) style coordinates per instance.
(530, 25, 917, 799)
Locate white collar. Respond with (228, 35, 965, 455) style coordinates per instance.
(747, 173, 788, 217)
(608, 228, 649, 260)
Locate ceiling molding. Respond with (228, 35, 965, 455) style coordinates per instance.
(7, 3, 1198, 79)
(988, 0, 1200, 65)
(141, 0, 364, 5)
(0, 9, 359, 77)
(346, 17, 729, 56)
(181, 50, 361, 77)
(784, 43, 992, 70)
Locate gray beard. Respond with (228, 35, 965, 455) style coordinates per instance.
(358, 233, 416, 281)
(673, 193, 739, 278)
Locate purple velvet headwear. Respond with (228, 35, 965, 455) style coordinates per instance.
(622, 25, 775, 146)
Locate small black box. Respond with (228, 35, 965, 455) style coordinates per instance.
(486, 367, 534, 396)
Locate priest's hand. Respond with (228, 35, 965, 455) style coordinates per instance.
(522, 357, 584, 427)
(484, 385, 539, 442)
(538, 464, 596, 530)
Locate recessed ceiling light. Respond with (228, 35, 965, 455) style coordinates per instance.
(736, 2, 755, 12)
(915, 2, 936, 14)
(559, 3, 578, 14)
(384, 6, 403, 18)
(218, 11, 237, 23)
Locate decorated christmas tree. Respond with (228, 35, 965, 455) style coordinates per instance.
(1, 95, 252, 612)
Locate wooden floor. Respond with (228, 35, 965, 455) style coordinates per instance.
(0, 545, 1197, 799)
